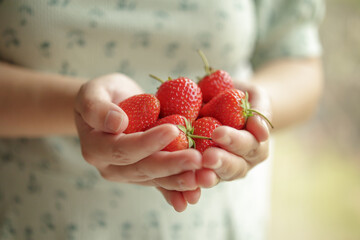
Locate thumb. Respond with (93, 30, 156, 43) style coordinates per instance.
(246, 115, 269, 142)
(103, 104, 129, 133)
(244, 87, 272, 142)
(76, 95, 129, 134)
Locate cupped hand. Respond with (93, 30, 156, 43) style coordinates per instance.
(196, 83, 272, 187)
(74, 73, 201, 212)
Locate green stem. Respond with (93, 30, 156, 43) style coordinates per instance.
(242, 91, 274, 129)
(149, 74, 165, 83)
(197, 49, 211, 75)
(188, 134, 212, 140)
(249, 109, 274, 129)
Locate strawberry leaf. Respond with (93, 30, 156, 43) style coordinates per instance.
(188, 136, 195, 149)
(177, 125, 187, 134)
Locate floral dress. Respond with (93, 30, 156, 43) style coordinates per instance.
(0, 0, 324, 239)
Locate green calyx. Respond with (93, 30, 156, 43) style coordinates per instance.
(177, 117, 211, 149)
(241, 92, 274, 129)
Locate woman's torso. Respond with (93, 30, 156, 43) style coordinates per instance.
(0, 1, 272, 239)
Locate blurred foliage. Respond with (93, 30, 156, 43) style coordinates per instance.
(269, 0, 360, 239)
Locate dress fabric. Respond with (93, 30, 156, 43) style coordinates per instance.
(0, 0, 324, 239)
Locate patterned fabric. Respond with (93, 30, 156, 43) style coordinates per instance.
(0, 0, 324, 239)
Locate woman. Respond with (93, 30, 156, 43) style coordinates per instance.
(0, 0, 324, 239)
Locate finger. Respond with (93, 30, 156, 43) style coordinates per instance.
(183, 188, 201, 205)
(75, 83, 129, 133)
(246, 115, 270, 143)
(136, 149, 202, 179)
(152, 171, 198, 191)
(211, 126, 259, 159)
(202, 147, 249, 181)
(100, 149, 202, 182)
(246, 87, 272, 142)
(157, 187, 187, 212)
(127, 181, 202, 206)
(79, 124, 179, 167)
(195, 168, 220, 188)
(110, 124, 180, 165)
(112, 180, 202, 207)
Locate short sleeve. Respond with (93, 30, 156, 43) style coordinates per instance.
(251, 0, 325, 69)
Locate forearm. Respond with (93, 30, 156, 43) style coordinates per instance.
(239, 58, 324, 130)
(0, 62, 86, 137)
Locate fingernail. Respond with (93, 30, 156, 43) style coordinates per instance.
(158, 125, 179, 145)
(105, 110, 123, 133)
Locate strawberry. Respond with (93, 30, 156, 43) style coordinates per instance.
(150, 75, 202, 122)
(119, 94, 160, 134)
(200, 89, 273, 130)
(193, 117, 222, 153)
(150, 115, 189, 152)
(197, 50, 234, 103)
(149, 114, 212, 152)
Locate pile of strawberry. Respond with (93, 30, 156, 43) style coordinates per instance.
(118, 50, 273, 153)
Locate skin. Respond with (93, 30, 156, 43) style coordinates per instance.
(0, 57, 323, 212)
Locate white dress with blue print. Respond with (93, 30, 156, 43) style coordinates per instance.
(0, 0, 324, 239)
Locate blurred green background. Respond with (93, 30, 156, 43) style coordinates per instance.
(268, 0, 360, 239)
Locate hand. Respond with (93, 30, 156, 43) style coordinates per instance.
(196, 83, 272, 187)
(74, 73, 202, 212)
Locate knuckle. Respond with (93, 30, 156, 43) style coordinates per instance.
(99, 168, 125, 182)
(230, 138, 247, 154)
(251, 143, 270, 164)
(133, 164, 149, 181)
(243, 141, 260, 159)
(111, 147, 132, 165)
(235, 163, 249, 179)
(220, 160, 248, 181)
(245, 148, 257, 158)
(176, 178, 187, 191)
(81, 148, 97, 166)
(176, 173, 196, 191)
(218, 163, 236, 180)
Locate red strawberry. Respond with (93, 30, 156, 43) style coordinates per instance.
(119, 94, 160, 134)
(197, 50, 233, 103)
(151, 75, 202, 122)
(200, 89, 273, 130)
(193, 117, 222, 153)
(150, 115, 189, 152)
(149, 114, 212, 152)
